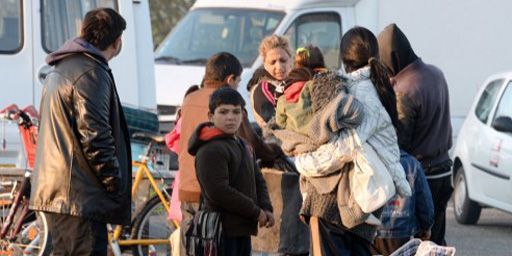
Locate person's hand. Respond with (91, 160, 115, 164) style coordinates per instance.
(271, 156, 298, 173)
(258, 209, 268, 227)
(418, 229, 431, 240)
(102, 176, 118, 193)
(396, 180, 412, 197)
(264, 211, 275, 228)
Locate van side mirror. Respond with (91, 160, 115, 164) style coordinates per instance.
(492, 116, 512, 133)
(38, 65, 52, 84)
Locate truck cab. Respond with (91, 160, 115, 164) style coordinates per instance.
(0, 0, 157, 168)
(154, 0, 365, 131)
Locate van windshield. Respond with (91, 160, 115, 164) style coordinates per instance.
(41, 0, 118, 53)
(155, 8, 285, 68)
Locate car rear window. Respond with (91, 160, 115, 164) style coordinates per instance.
(492, 81, 512, 121)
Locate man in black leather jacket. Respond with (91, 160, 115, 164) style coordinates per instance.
(29, 8, 130, 255)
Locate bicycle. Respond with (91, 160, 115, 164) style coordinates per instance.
(0, 104, 51, 256)
(109, 132, 179, 256)
(0, 105, 178, 255)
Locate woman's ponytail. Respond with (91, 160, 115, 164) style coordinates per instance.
(368, 57, 400, 130)
(341, 26, 401, 131)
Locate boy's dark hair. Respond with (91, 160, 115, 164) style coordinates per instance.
(295, 44, 325, 70)
(184, 85, 199, 97)
(209, 87, 246, 113)
(204, 52, 243, 82)
(285, 67, 312, 86)
(80, 8, 126, 50)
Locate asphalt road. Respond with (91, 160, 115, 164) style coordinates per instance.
(119, 199, 512, 256)
(445, 200, 512, 255)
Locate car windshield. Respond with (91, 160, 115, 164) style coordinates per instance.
(155, 8, 285, 67)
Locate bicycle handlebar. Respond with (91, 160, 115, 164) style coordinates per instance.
(0, 105, 38, 127)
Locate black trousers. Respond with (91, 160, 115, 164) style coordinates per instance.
(46, 213, 107, 256)
(427, 175, 453, 246)
(372, 237, 410, 256)
(312, 217, 371, 256)
(223, 236, 251, 256)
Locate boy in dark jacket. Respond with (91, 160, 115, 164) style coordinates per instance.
(188, 87, 274, 255)
(178, 52, 288, 255)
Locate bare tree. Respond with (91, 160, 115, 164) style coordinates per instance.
(149, 0, 195, 49)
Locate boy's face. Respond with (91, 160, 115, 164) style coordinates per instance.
(209, 104, 243, 134)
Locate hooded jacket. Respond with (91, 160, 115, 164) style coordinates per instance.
(378, 24, 452, 173)
(178, 80, 284, 202)
(248, 67, 286, 128)
(30, 38, 131, 224)
(188, 122, 273, 236)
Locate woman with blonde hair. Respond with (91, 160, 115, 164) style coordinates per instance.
(247, 35, 309, 255)
(247, 35, 293, 128)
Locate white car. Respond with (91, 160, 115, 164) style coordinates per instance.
(452, 71, 512, 224)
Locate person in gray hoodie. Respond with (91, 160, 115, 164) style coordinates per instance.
(377, 23, 453, 246)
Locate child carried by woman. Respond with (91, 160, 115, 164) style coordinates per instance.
(270, 44, 411, 226)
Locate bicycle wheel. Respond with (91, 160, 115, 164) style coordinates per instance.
(0, 194, 52, 256)
(131, 189, 177, 256)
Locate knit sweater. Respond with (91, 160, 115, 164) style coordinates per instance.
(270, 72, 364, 156)
(300, 164, 382, 242)
(275, 71, 352, 141)
(296, 67, 411, 197)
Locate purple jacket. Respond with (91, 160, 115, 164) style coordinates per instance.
(378, 24, 452, 175)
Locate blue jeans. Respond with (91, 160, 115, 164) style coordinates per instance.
(224, 236, 251, 256)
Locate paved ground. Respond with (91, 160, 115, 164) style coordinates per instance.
(446, 200, 512, 255)
(119, 200, 512, 255)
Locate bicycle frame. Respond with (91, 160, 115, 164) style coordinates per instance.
(0, 172, 31, 239)
(0, 105, 49, 255)
(109, 141, 178, 255)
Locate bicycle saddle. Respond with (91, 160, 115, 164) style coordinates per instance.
(132, 132, 165, 144)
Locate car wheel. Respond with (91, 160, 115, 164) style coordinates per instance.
(453, 167, 481, 224)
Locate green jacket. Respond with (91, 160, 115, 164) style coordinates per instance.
(275, 81, 314, 136)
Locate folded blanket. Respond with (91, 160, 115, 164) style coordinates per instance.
(308, 92, 364, 146)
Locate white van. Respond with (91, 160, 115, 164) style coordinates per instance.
(154, 0, 367, 130)
(0, 0, 157, 168)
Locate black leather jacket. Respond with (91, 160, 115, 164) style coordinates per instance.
(30, 39, 131, 224)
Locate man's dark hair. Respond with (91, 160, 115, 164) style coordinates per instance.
(204, 52, 243, 82)
(80, 8, 126, 50)
(209, 87, 245, 113)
